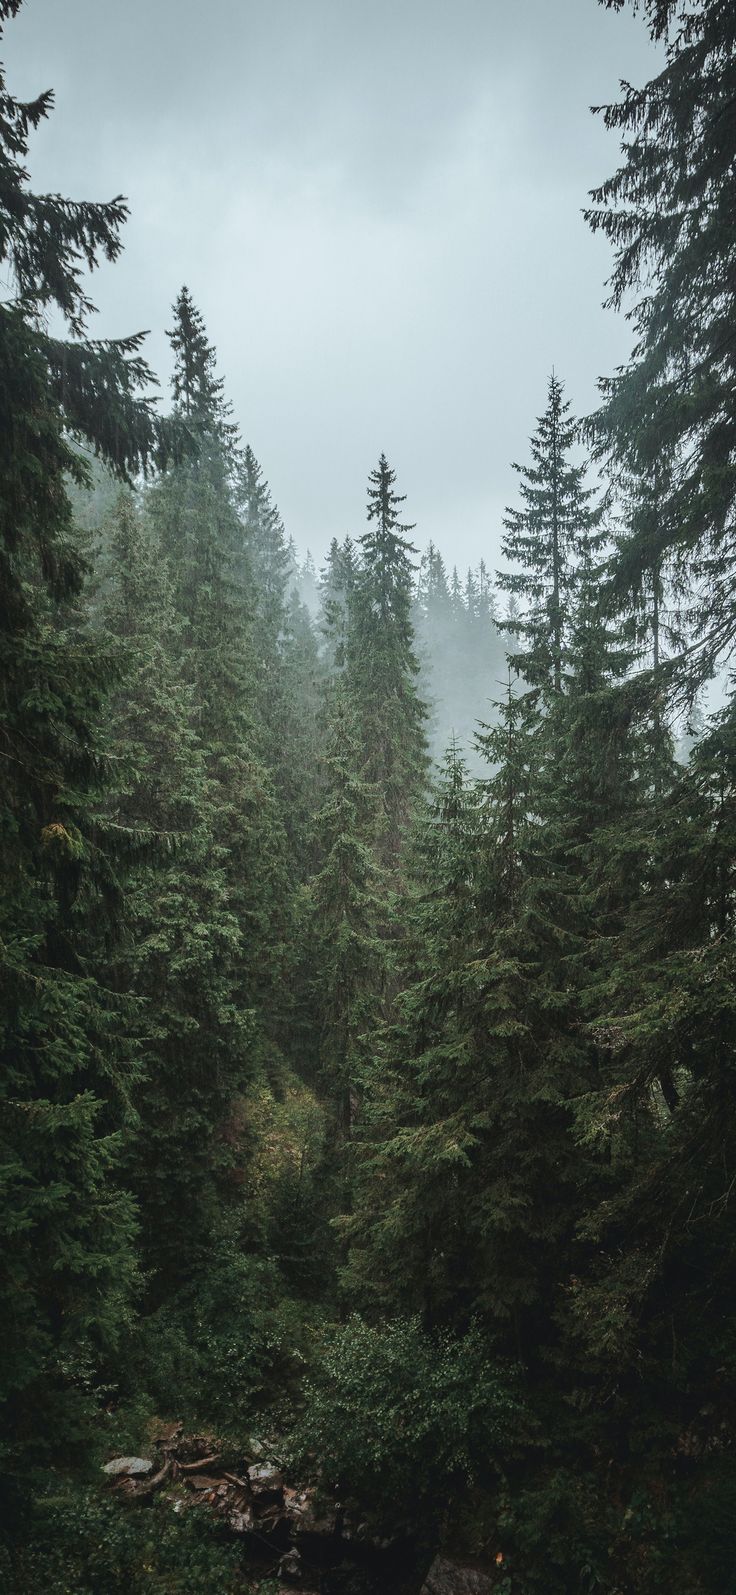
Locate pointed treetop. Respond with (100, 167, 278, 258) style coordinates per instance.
(167, 287, 235, 436)
(366, 453, 416, 538)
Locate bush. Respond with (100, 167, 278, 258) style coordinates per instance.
(135, 1239, 308, 1431)
(5, 1486, 244, 1594)
(290, 1314, 523, 1529)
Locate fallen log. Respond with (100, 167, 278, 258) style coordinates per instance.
(128, 1458, 171, 1503)
(177, 1453, 221, 1473)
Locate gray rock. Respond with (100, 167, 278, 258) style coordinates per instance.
(421, 1557, 494, 1595)
(278, 1546, 303, 1582)
(228, 1503, 255, 1534)
(247, 1461, 284, 1503)
(101, 1456, 153, 1478)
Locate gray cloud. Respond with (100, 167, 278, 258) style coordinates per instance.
(8, 0, 659, 571)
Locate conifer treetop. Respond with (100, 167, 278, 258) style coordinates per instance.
(589, 0, 736, 687)
(167, 286, 238, 446)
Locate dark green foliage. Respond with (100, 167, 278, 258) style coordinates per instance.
(148, 292, 292, 1069)
(4, 2, 736, 1589)
(137, 1234, 307, 1430)
(5, 1488, 242, 1595)
(0, 2, 166, 1500)
(498, 374, 600, 696)
(343, 723, 587, 1358)
(590, 0, 736, 689)
(311, 679, 388, 1139)
(100, 491, 255, 1295)
(292, 1315, 523, 1531)
(348, 455, 429, 866)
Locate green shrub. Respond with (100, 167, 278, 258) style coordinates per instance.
(134, 1239, 309, 1431)
(6, 1486, 244, 1594)
(290, 1314, 523, 1529)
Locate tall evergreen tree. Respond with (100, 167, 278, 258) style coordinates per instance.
(238, 444, 291, 704)
(348, 455, 428, 865)
(320, 535, 357, 669)
(0, 0, 172, 1492)
(591, 0, 736, 690)
(311, 680, 388, 1141)
(237, 444, 321, 880)
(498, 374, 599, 695)
(148, 292, 291, 1077)
(344, 716, 586, 1357)
(100, 492, 254, 1296)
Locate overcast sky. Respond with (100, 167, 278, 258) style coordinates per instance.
(8, 0, 659, 573)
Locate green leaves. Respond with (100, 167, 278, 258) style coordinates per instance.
(292, 1315, 523, 1527)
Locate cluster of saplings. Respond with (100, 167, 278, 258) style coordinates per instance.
(1, 0, 735, 1590)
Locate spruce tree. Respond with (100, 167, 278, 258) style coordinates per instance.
(320, 535, 357, 669)
(279, 588, 325, 878)
(498, 374, 599, 696)
(348, 454, 428, 866)
(100, 492, 254, 1296)
(238, 444, 292, 711)
(591, 0, 736, 689)
(148, 292, 291, 1077)
(238, 443, 321, 880)
(0, 0, 170, 1490)
(344, 715, 587, 1355)
(311, 680, 388, 1141)
(342, 741, 484, 1319)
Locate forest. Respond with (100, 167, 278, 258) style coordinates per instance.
(1, 0, 735, 1590)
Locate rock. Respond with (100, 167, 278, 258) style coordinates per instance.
(101, 1456, 153, 1478)
(284, 1484, 337, 1539)
(421, 1557, 494, 1595)
(247, 1434, 265, 1458)
(278, 1546, 303, 1583)
(228, 1503, 255, 1534)
(247, 1461, 284, 1503)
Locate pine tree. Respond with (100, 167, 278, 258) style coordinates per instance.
(320, 536, 357, 669)
(148, 293, 291, 1078)
(591, 0, 736, 691)
(0, 1, 171, 1490)
(344, 716, 587, 1355)
(100, 492, 254, 1296)
(477, 558, 498, 627)
(168, 285, 236, 442)
(551, 686, 736, 1594)
(238, 444, 292, 710)
(311, 680, 388, 1141)
(464, 566, 479, 625)
(450, 564, 465, 625)
(526, 519, 647, 1040)
(341, 741, 485, 1319)
(237, 443, 321, 881)
(348, 455, 428, 865)
(279, 589, 325, 878)
(498, 374, 600, 696)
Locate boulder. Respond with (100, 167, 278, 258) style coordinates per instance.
(421, 1557, 494, 1595)
(247, 1461, 284, 1504)
(101, 1456, 153, 1478)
